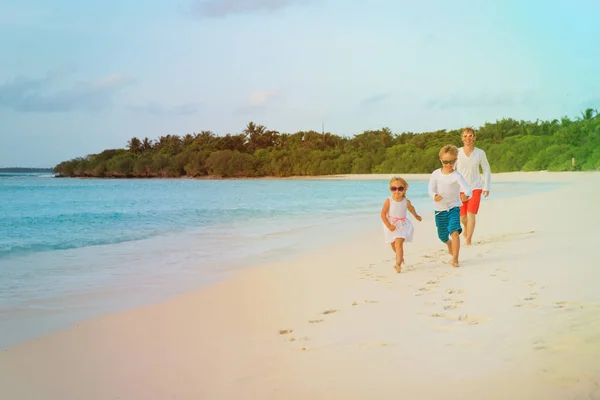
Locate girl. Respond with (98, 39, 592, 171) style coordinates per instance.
(380, 176, 422, 273)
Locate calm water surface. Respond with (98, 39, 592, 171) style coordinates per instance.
(0, 173, 560, 348)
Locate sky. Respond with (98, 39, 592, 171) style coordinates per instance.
(1, 0, 599, 167)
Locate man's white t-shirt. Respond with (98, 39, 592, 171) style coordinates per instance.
(456, 147, 491, 191)
(428, 169, 472, 212)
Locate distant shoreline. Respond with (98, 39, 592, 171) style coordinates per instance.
(0, 168, 53, 173)
(53, 171, 594, 183)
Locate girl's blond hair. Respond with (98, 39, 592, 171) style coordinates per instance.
(389, 176, 408, 198)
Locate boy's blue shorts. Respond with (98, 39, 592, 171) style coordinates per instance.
(434, 206, 462, 243)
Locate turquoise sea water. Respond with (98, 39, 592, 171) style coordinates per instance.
(0, 173, 560, 349)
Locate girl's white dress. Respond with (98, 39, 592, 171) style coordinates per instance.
(383, 197, 415, 243)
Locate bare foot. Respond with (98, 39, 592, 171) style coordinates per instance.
(465, 239, 472, 246)
(451, 260, 460, 268)
(394, 263, 402, 273)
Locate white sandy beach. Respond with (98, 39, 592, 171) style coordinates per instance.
(1, 171, 599, 399)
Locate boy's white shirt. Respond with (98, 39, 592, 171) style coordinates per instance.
(456, 147, 491, 191)
(428, 169, 472, 212)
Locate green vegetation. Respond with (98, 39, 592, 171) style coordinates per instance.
(54, 108, 600, 178)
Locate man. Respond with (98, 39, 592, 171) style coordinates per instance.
(455, 127, 491, 245)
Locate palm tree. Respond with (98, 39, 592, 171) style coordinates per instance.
(142, 137, 153, 152)
(127, 137, 142, 153)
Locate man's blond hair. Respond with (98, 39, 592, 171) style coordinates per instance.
(462, 127, 476, 136)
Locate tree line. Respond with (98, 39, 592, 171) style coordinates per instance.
(53, 108, 600, 178)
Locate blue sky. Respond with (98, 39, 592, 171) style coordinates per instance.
(1, 0, 599, 167)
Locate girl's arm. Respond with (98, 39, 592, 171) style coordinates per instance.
(406, 199, 422, 221)
(380, 199, 395, 230)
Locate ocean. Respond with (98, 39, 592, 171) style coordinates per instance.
(0, 173, 560, 349)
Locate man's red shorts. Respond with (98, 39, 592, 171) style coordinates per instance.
(460, 189, 483, 216)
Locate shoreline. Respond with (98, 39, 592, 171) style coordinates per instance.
(1, 171, 599, 399)
(52, 170, 591, 181)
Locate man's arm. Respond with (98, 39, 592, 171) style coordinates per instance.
(480, 149, 491, 192)
(455, 171, 472, 198)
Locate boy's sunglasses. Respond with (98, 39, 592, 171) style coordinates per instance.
(441, 159, 457, 165)
(390, 186, 405, 192)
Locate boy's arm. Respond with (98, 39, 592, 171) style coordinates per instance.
(406, 199, 422, 221)
(380, 199, 394, 230)
(480, 149, 491, 193)
(427, 172, 438, 199)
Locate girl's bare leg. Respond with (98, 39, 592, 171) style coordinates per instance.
(394, 238, 405, 273)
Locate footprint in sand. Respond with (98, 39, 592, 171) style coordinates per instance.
(352, 300, 379, 306)
(431, 313, 486, 325)
(550, 301, 597, 311)
(322, 309, 339, 315)
(287, 336, 309, 343)
(279, 329, 294, 335)
(442, 297, 464, 310)
(308, 319, 324, 324)
(360, 341, 392, 348)
(416, 278, 442, 294)
(514, 292, 541, 308)
(532, 340, 567, 352)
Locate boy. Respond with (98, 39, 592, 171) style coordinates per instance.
(428, 144, 472, 267)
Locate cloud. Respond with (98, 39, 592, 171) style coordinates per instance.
(424, 92, 518, 110)
(127, 102, 199, 116)
(191, 0, 310, 18)
(247, 89, 278, 106)
(0, 70, 132, 113)
(236, 89, 279, 114)
(359, 92, 391, 107)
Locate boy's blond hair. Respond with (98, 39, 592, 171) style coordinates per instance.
(439, 144, 458, 158)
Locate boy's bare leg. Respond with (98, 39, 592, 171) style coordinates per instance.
(394, 238, 404, 273)
(465, 213, 476, 245)
(450, 231, 460, 267)
(446, 239, 453, 255)
(390, 243, 396, 253)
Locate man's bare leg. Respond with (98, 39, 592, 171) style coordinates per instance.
(450, 231, 460, 267)
(465, 213, 476, 245)
(460, 215, 468, 239)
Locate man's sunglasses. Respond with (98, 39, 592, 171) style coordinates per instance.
(390, 186, 405, 192)
(441, 159, 457, 165)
